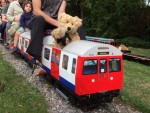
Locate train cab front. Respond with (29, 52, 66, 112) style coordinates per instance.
(75, 56, 123, 102)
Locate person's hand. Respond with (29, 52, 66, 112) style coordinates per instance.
(3, 16, 8, 22)
(25, 28, 29, 32)
(55, 20, 60, 27)
(14, 16, 20, 22)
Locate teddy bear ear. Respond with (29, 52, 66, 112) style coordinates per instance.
(74, 16, 82, 22)
(58, 12, 66, 21)
(74, 16, 82, 27)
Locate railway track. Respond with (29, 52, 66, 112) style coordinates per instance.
(123, 53, 150, 65)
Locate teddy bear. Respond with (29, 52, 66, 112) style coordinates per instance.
(51, 13, 82, 49)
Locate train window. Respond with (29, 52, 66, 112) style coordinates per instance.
(109, 58, 121, 72)
(56, 53, 60, 65)
(51, 52, 55, 62)
(25, 40, 28, 48)
(62, 55, 69, 70)
(100, 59, 107, 73)
(71, 58, 76, 74)
(44, 48, 50, 60)
(83, 60, 98, 75)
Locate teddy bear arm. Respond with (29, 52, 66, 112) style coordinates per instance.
(69, 33, 80, 41)
(51, 28, 65, 39)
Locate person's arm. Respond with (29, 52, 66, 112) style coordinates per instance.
(6, 2, 15, 22)
(7, 2, 21, 22)
(32, 0, 60, 27)
(58, 0, 67, 17)
(2, 6, 8, 22)
(20, 14, 26, 29)
(2, 14, 8, 22)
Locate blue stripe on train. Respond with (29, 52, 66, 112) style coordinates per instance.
(42, 64, 75, 92)
(18, 48, 34, 62)
(60, 76, 75, 92)
(18, 48, 21, 53)
(24, 53, 28, 58)
(42, 65, 51, 75)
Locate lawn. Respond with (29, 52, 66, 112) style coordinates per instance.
(0, 52, 48, 113)
(129, 47, 150, 57)
(120, 47, 150, 113)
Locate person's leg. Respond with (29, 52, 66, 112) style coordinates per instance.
(1, 22, 6, 40)
(0, 25, 3, 41)
(6, 22, 12, 45)
(77, 25, 86, 40)
(13, 27, 24, 47)
(26, 16, 49, 60)
(8, 22, 20, 39)
(13, 31, 22, 47)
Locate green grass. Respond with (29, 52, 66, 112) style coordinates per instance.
(0, 53, 48, 113)
(120, 60, 150, 112)
(129, 47, 150, 57)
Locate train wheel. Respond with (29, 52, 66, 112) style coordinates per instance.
(69, 95, 77, 105)
(106, 96, 113, 103)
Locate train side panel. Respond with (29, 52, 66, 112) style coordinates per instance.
(42, 45, 52, 75)
(59, 51, 78, 92)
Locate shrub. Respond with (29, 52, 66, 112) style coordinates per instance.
(116, 37, 150, 48)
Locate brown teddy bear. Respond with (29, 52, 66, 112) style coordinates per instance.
(51, 13, 82, 49)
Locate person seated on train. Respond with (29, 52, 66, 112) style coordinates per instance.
(0, 0, 7, 42)
(1, 0, 16, 46)
(11, 0, 33, 52)
(6, 0, 24, 45)
(26, 0, 86, 62)
(26, 0, 67, 62)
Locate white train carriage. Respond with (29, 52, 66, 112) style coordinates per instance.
(18, 32, 55, 61)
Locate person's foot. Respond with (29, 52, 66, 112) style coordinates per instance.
(11, 46, 18, 53)
(9, 43, 14, 49)
(4, 43, 10, 49)
(34, 68, 46, 76)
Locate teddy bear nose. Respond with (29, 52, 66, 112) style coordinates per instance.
(67, 27, 71, 31)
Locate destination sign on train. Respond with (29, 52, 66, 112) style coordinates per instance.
(97, 52, 109, 55)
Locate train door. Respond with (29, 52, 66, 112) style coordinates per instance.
(51, 48, 61, 80)
(76, 57, 109, 95)
(98, 57, 109, 91)
(108, 57, 123, 90)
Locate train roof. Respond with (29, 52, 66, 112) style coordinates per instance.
(63, 40, 122, 56)
(86, 36, 115, 42)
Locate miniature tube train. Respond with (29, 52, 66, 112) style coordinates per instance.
(16, 32, 123, 103)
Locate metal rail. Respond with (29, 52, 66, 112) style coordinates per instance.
(123, 53, 150, 65)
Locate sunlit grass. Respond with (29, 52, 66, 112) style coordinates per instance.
(120, 60, 150, 113)
(129, 47, 150, 57)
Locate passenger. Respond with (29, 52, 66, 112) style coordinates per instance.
(0, 0, 7, 42)
(26, 0, 67, 61)
(0, 1, 3, 41)
(6, 0, 23, 44)
(11, 0, 33, 52)
(1, 0, 16, 46)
